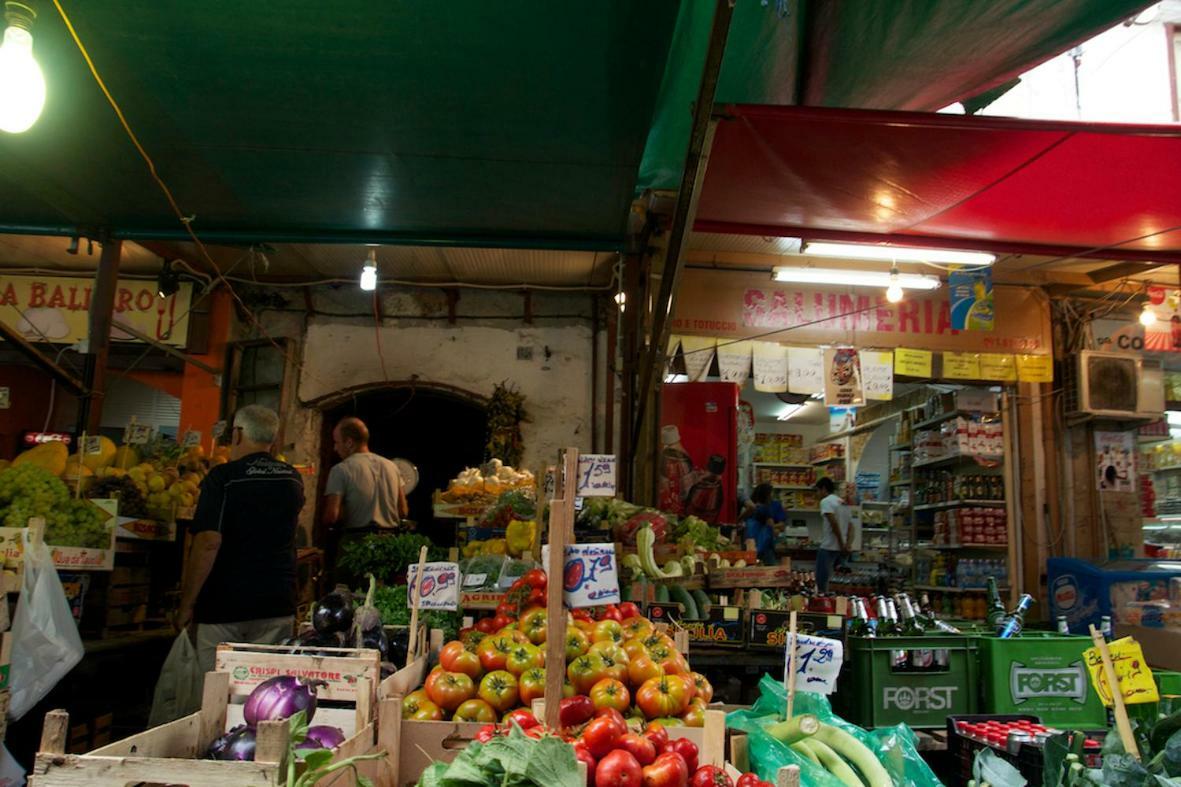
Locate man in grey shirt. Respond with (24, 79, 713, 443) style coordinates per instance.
(322, 418, 408, 556)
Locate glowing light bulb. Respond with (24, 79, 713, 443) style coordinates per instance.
(1141, 301, 1157, 326)
(0, 5, 45, 134)
(614, 291, 626, 311)
(885, 267, 904, 303)
(359, 249, 378, 291)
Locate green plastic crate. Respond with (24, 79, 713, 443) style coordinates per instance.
(979, 632, 1107, 727)
(846, 634, 979, 728)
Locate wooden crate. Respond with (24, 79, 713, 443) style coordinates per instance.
(31, 644, 389, 787)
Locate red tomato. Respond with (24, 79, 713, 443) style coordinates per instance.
(490, 613, 515, 631)
(616, 732, 657, 766)
(566, 628, 591, 661)
(475, 723, 497, 743)
(666, 739, 698, 774)
(596, 750, 643, 787)
(453, 698, 498, 723)
(689, 673, 714, 704)
(643, 721, 670, 752)
(574, 744, 598, 787)
(496, 601, 517, 617)
(401, 694, 444, 721)
(511, 577, 529, 592)
(476, 635, 515, 672)
(735, 775, 761, 787)
(681, 704, 705, 728)
(642, 752, 689, 787)
(596, 707, 629, 738)
(590, 678, 632, 713)
(502, 708, 539, 730)
(601, 604, 624, 622)
(567, 652, 611, 694)
(558, 695, 595, 727)
(425, 670, 476, 712)
(628, 654, 664, 689)
(477, 670, 520, 713)
(440, 641, 484, 680)
(572, 608, 593, 621)
(475, 617, 497, 634)
(618, 602, 642, 620)
(582, 715, 624, 758)
(518, 667, 547, 705)
(520, 608, 548, 646)
(522, 568, 547, 589)
(505, 642, 544, 676)
(690, 766, 733, 787)
(527, 587, 546, 608)
(636, 677, 689, 720)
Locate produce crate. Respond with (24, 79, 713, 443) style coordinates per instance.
(683, 606, 745, 648)
(846, 634, 979, 728)
(32, 644, 389, 787)
(946, 713, 1038, 787)
(978, 632, 1107, 727)
(747, 610, 845, 650)
(707, 564, 794, 589)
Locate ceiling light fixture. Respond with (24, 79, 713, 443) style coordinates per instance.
(802, 241, 996, 267)
(359, 248, 378, 291)
(777, 404, 804, 421)
(772, 266, 941, 290)
(1141, 299, 1157, 327)
(0, 1, 44, 133)
(885, 265, 904, 303)
(156, 258, 179, 298)
(614, 291, 626, 311)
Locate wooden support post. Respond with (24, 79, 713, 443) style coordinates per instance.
(543, 448, 580, 729)
(81, 237, 122, 435)
(0, 318, 88, 395)
(785, 610, 798, 719)
(39, 709, 69, 754)
(1089, 624, 1139, 760)
(406, 546, 429, 668)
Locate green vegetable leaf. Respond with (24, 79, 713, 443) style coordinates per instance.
(300, 749, 334, 770)
(288, 709, 308, 744)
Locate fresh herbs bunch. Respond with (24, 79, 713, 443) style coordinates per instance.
(370, 583, 460, 642)
(337, 533, 444, 585)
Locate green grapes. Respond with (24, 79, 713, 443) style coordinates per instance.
(0, 466, 110, 548)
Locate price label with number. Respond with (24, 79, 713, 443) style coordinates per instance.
(212, 420, 228, 439)
(82, 436, 103, 456)
(124, 423, 152, 445)
(786, 633, 844, 695)
(406, 562, 461, 610)
(576, 454, 616, 497)
(182, 430, 202, 448)
(542, 543, 620, 608)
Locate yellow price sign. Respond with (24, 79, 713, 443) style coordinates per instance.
(893, 348, 932, 378)
(1083, 637, 1160, 707)
(979, 353, 1017, 382)
(943, 352, 981, 380)
(1016, 354, 1053, 383)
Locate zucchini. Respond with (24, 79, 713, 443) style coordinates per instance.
(691, 590, 712, 618)
(799, 738, 864, 787)
(766, 713, 819, 745)
(669, 586, 699, 620)
(812, 723, 890, 787)
(655, 584, 670, 603)
(636, 526, 670, 579)
(790, 741, 820, 766)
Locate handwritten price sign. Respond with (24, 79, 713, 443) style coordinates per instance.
(786, 633, 844, 695)
(542, 543, 620, 608)
(576, 454, 617, 497)
(406, 562, 460, 611)
(124, 423, 153, 445)
(182, 430, 202, 448)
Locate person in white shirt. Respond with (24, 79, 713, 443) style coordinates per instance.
(815, 477, 855, 592)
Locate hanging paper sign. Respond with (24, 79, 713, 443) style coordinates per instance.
(943, 352, 981, 380)
(786, 633, 844, 695)
(81, 436, 103, 456)
(124, 423, 152, 445)
(406, 562, 461, 610)
(576, 454, 617, 497)
(860, 351, 894, 401)
(823, 347, 864, 406)
(680, 336, 717, 382)
(542, 543, 620, 607)
(752, 342, 788, 392)
(181, 430, 202, 449)
(1083, 637, 1159, 706)
(949, 266, 995, 331)
(543, 467, 557, 501)
(211, 420, 228, 439)
(787, 346, 823, 394)
(1016, 354, 1053, 383)
(718, 341, 753, 385)
(1094, 431, 1136, 493)
(978, 353, 1017, 382)
(893, 348, 932, 378)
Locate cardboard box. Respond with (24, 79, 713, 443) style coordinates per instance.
(683, 606, 745, 648)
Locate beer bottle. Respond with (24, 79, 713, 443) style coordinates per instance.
(1100, 615, 1113, 641)
(1057, 615, 1070, 635)
(986, 575, 1007, 631)
(998, 593, 1035, 638)
(848, 597, 872, 638)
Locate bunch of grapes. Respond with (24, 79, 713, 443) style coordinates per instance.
(0, 464, 70, 528)
(44, 500, 111, 549)
(86, 476, 148, 518)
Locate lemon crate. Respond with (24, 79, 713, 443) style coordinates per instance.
(31, 641, 388, 787)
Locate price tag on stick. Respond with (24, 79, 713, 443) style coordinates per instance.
(785, 633, 844, 695)
(182, 430, 202, 448)
(82, 435, 103, 455)
(576, 454, 616, 497)
(406, 562, 461, 611)
(541, 543, 620, 608)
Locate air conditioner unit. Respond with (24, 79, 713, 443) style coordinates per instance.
(1065, 350, 1165, 420)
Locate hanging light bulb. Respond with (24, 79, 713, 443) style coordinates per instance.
(0, 2, 44, 134)
(1141, 299, 1157, 326)
(614, 291, 626, 311)
(359, 248, 378, 291)
(885, 265, 904, 303)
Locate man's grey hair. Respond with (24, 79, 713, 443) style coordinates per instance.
(233, 404, 280, 444)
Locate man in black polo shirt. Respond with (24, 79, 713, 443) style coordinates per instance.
(177, 404, 305, 674)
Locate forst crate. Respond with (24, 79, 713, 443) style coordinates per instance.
(978, 632, 1108, 728)
(846, 634, 979, 728)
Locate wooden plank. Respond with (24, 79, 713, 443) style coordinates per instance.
(31, 753, 282, 787)
(316, 721, 377, 787)
(377, 698, 402, 787)
(88, 711, 200, 758)
(82, 238, 122, 434)
(40, 709, 68, 755)
(701, 710, 726, 768)
(354, 676, 373, 739)
(543, 449, 577, 730)
(215, 641, 380, 702)
(254, 719, 289, 766)
(198, 671, 230, 752)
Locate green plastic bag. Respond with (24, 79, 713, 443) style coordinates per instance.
(726, 674, 945, 787)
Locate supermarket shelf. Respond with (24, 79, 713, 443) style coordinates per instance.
(925, 543, 1009, 550)
(912, 499, 1007, 511)
(860, 500, 897, 507)
(1152, 466, 1181, 473)
(862, 527, 892, 533)
(811, 456, 846, 465)
(915, 584, 1008, 594)
(1139, 435, 1172, 445)
(785, 508, 819, 513)
(1143, 516, 1181, 530)
(912, 452, 1004, 469)
(914, 410, 998, 431)
(772, 485, 815, 491)
(753, 462, 811, 468)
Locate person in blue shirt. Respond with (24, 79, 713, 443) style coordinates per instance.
(744, 483, 786, 565)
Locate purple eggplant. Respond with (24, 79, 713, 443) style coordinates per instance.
(304, 725, 346, 749)
(312, 589, 354, 636)
(207, 725, 256, 761)
(243, 676, 319, 726)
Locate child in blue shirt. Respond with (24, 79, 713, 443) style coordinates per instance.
(743, 483, 786, 565)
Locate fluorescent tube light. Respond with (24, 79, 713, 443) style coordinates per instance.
(777, 404, 804, 421)
(802, 241, 995, 266)
(772, 267, 941, 290)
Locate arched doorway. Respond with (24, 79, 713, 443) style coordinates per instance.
(318, 382, 488, 545)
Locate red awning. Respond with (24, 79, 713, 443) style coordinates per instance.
(694, 106, 1181, 263)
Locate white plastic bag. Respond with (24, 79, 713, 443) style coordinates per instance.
(8, 530, 84, 721)
(148, 632, 203, 726)
(0, 743, 25, 786)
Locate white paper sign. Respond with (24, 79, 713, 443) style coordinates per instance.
(860, 351, 894, 401)
(462, 573, 488, 588)
(541, 543, 620, 608)
(680, 336, 716, 382)
(787, 347, 824, 394)
(81, 436, 103, 456)
(717, 341, 752, 385)
(787, 633, 844, 695)
(182, 430, 202, 448)
(406, 561, 461, 610)
(576, 454, 617, 497)
(124, 423, 152, 445)
(752, 342, 788, 392)
(212, 420, 228, 439)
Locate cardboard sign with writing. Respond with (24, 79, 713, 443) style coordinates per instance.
(753, 342, 788, 392)
(542, 543, 620, 608)
(182, 430, 202, 448)
(787, 346, 823, 394)
(860, 350, 894, 401)
(943, 352, 982, 380)
(680, 336, 716, 383)
(788, 633, 844, 695)
(1017, 354, 1053, 383)
(406, 562, 461, 610)
(1083, 636, 1159, 706)
(894, 348, 933, 378)
(718, 340, 752, 385)
(124, 423, 152, 445)
(979, 353, 1017, 382)
(212, 420, 228, 439)
(576, 455, 617, 498)
(81, 436, 103, 456)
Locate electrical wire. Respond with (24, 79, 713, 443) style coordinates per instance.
(42, 344, 70, 433)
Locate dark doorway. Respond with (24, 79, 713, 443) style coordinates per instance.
(320, 386, 487, 545)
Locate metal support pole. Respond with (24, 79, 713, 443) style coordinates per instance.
(79, 236, 122, 434)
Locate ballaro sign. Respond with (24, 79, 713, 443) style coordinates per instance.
(671, 269, 1050, 354)
(0, 275, 192, 347)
